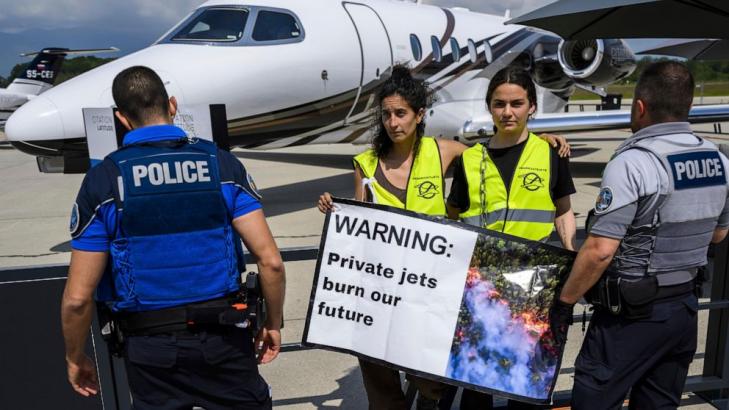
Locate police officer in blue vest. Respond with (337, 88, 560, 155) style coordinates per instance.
(556, 61, 729, 408)
(61, 66, 285, 409)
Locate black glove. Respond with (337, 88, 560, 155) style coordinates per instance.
(550, 299, 574, 347)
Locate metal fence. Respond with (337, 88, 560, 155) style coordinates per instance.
(2, 243, 729, 409)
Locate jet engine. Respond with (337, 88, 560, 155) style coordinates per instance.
(557, 39, 636, 86)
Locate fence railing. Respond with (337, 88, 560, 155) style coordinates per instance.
(2, 242, 729, 409)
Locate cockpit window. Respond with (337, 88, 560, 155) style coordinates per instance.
(252, 10, 301, 41)
(160, 6, 305, 46)
(172, 8, 248, 42)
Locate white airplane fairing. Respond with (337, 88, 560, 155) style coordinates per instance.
(5, 0, 684, 173)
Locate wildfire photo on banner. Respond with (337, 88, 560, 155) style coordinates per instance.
(447, 234, 574, 402)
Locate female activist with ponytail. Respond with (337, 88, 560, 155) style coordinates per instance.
(318, 64, 461, 410)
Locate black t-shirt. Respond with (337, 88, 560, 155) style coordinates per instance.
(448, 139, 576, 212)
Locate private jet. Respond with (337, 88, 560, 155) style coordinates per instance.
(0, 47, 118, 130)
(5, 0, 729, 173)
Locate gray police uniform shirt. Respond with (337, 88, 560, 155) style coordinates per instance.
(591, 122, 729, 284)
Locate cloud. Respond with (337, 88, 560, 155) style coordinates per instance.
(131, 0, 204, 22)
(0, 0, 204, 33)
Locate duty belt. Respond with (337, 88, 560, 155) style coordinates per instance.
(117, 294, 253, 336)
(586, 274, 697, 319)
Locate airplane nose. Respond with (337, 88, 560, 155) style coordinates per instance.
(5, 96, 64, 142)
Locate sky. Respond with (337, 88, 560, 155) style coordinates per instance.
(0, 0, 561, 77)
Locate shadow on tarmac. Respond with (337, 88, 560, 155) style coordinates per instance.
(568, 146, 600, 158)
(50, 241, 72, 252)
(258, 173, 354, 218)
(233, 151, 354, 171)
(569, 162, 607, 179)
(271, 367, 367, 409)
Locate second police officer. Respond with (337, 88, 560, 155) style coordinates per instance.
(559, 61, 729, 408)
(61, 66, 285, 409)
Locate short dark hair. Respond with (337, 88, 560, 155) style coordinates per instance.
(372, 64, 433, 158)
(486, 66, 537, 112)
(111, 66, 170, 125)
(634, 61, 694, 122)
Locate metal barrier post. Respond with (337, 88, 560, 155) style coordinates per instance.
(698, 238, 729, 408)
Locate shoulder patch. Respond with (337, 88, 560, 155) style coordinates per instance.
(595, 187, 613, 213)
(247, 172, 262, 200)
(69, 203, 80, 234)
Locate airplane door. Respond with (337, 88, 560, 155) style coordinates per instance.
(343, 3, 393, 120)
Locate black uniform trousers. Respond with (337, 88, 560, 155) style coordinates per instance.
(123, 327, 272, 410)
(571, 293, 698, 410)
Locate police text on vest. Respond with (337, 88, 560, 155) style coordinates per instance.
(132, 161, 211, 187)
(673, 158, 722, 181)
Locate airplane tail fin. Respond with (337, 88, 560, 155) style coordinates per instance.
(16, 47, 119, 85)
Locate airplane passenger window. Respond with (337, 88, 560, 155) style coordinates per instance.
(467, 39, 477, 63)
(252, 10, 301, 41)
(431, 36, 442, 63)
(410, 34, 422, 61)
(450, 38, 460, 62)
(483, 38, 493, 64)
(172, 8, 248, 42)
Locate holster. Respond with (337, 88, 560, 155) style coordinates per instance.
(243, 271, 267, 334)
(695, 265, 709, 298)
(586, 274, 659, 320)
(96, 302, 124, 357)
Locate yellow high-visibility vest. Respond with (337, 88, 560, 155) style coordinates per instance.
(459, 133, 555, 241)
(353, 137, 445, 216)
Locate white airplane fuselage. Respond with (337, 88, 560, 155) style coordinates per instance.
(5, 0, 640, 171)
(0, 80, 52, 128)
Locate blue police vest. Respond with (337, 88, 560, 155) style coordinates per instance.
(105, 138, 241, 312)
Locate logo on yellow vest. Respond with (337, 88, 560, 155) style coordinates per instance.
(415, 180, 439, 199)
(521, 172, 544, 191)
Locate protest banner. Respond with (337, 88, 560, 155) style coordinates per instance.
(303, 198, 576, 404)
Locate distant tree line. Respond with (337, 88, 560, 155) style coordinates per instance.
(624, 57, 729, 83)
(0, 56, 115, 87)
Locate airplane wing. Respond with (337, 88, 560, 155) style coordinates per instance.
(462, 104, 729, 140)
(19, 47, 119, 57)
(637, 39, 729, 61)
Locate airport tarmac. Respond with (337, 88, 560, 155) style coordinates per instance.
(2, 123, 728, 408)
